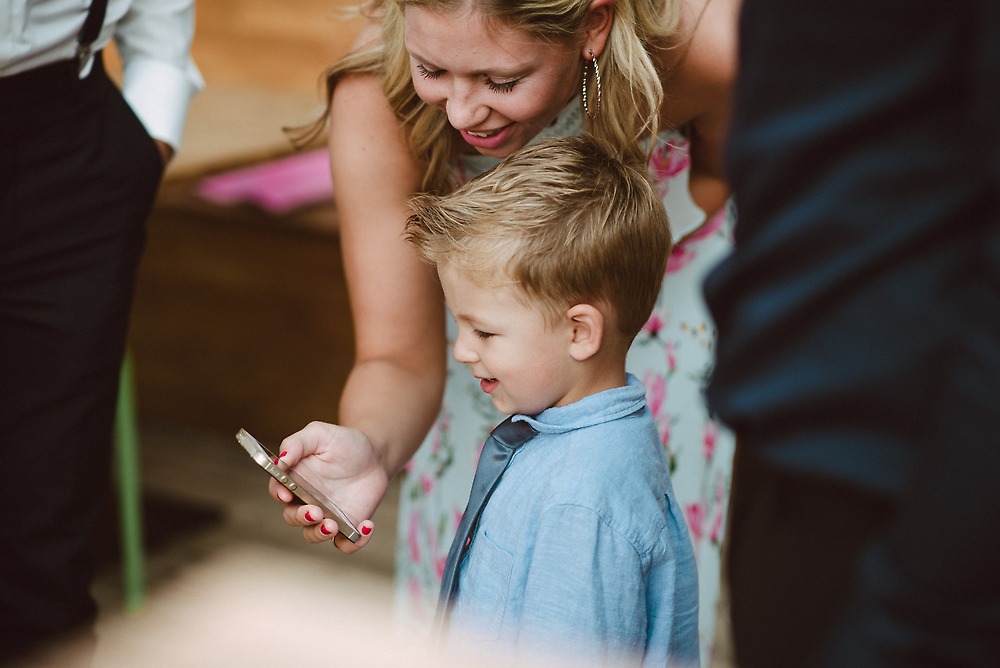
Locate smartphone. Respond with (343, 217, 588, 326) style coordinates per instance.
(236, 428, 361, 543)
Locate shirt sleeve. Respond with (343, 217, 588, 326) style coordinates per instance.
(113, 0, 203, 150)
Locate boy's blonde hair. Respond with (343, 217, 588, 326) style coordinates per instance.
(300, 0, 682, 193)
(405, 135, 672, 339)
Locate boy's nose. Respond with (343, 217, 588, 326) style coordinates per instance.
(452, 335, 477, 364)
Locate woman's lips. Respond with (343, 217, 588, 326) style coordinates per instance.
(460, 124, 513, 150)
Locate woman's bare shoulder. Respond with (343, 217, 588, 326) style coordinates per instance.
(657, 0, 739, 126)
(329, 72, 421, 188)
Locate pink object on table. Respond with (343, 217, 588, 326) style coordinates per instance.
(195, 148, 333, 214)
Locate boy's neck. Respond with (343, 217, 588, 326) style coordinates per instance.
(549, 350, 629, 411)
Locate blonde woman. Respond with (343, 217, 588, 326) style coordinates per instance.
(270, 0, 738, 657)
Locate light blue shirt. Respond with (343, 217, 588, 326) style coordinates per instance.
(448, 374, 700, 666)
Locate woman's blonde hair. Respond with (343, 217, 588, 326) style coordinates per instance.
(304, 0, 681, 193)
(404, 134, 672, 339)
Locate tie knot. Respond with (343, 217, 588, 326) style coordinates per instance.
(491, 416, 538, 449)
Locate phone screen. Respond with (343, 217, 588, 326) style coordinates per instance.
(236, 429, 361, 542)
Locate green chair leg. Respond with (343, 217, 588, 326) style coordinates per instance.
(114, 351, 146, 614)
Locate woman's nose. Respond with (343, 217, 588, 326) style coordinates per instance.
(445, 87, 489, 130)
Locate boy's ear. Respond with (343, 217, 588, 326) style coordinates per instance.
(566, 304, 604, 361)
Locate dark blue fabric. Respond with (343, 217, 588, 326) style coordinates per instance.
(706, 0, 1000, 664)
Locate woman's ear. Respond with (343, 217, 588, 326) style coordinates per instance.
(582, 0, 614, 59)
(566, 303, 605, 361)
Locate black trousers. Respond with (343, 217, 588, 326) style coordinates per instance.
(727, 459, 894, 667)
(0, 55, 162, 661)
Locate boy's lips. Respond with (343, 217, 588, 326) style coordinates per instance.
(479, 377, 499, 394)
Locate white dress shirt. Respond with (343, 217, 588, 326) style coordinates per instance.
(1, 0, 203, 149)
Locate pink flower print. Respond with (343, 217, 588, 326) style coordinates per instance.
(648, 141, 691, 197)
(702, 420, 718, 461)
(661, 421, 672, 452)
(407, 510, 421, 562)
(666, 196, 729, 273)
(685, 502, 706, 546)
(429, 523, 447, 580)
(644, 372, 666, 417)
(686, 205, 727, 242)
(716, 476, 727, 503)
(404, 458, 415, 474)
(408, 577, 423, 607)
(420, 472, 434, 494)
(643, 313, 664, 338)
(709, 506, 724, 545)
(666, 341, 677, 372)
(666, 242, 697, 274)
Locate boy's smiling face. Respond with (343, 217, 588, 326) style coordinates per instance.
(438, 264, 582, 416)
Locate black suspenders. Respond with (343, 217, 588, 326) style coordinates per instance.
(76, 0, 110, 73)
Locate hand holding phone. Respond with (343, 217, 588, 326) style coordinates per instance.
(236, 428, 361, 543)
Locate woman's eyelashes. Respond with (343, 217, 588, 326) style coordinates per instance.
(486, 77, 518, 93)
(415, 63, 443, 79)
(414, 64, 519, 93)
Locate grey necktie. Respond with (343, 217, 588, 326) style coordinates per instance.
(434, 415, 538, 631)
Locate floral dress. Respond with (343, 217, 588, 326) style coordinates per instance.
(394, 101, 736, 661)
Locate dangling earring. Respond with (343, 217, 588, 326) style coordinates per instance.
(581, 49, 602, 119)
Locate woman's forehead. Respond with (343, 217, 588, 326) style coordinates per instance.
(405, 6, 569, 64)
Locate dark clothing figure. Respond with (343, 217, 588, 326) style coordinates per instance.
(706, 0, 1000, 665)
(1, 1, 199, 660)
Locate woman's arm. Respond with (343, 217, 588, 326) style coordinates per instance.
(661, 0, 739, 223)
(331, 72, 447, 477)
(268, 71, 447, 551)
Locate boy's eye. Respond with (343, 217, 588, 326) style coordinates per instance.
(473, 329, 495, 340)
(416, 64, 443, 79)
(485, 77, 518, 93)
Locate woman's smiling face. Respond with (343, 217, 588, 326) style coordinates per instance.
(404, 4, 584, 158)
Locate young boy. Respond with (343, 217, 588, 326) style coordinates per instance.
(405, 135, 699, 667)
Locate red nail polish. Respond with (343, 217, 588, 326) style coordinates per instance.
(279, 451, 287, 459)
(305, 511, 314, 522)
(320, 524, 332, 536)
(361, 525, 372, 536)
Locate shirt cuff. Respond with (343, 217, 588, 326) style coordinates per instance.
(121, 56, 204, 150)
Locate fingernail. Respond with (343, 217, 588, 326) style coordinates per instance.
(279, 451, 287, 459)
(320, 524, 333, 536)
(305, 511, 314, 522)
(361, 525, 372, 536)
